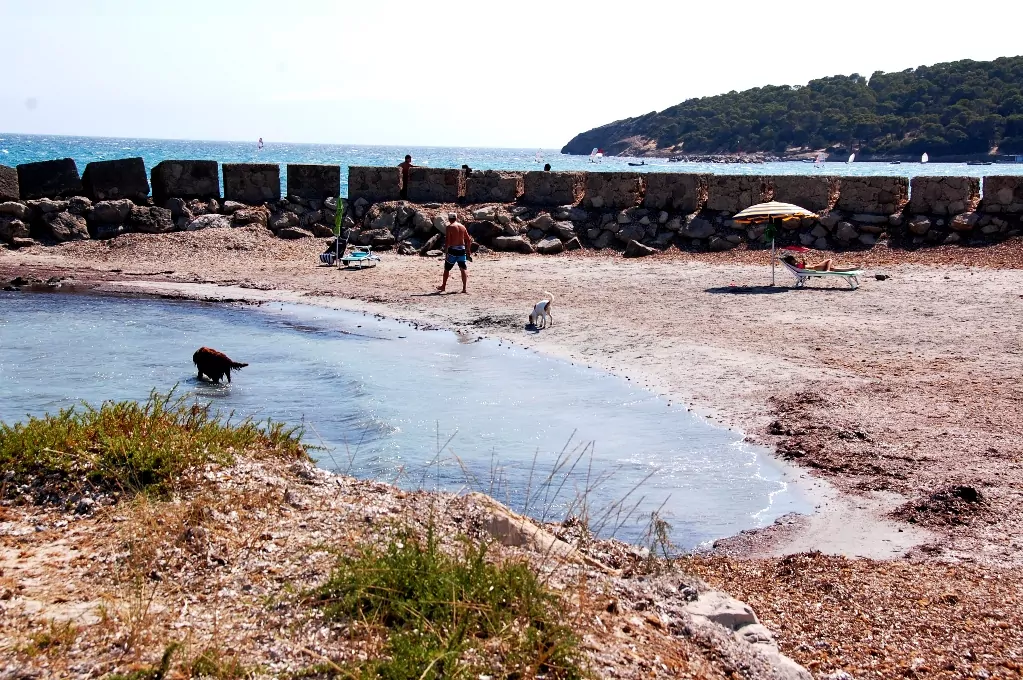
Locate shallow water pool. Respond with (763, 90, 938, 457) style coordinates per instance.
(0, 291, 810, 547)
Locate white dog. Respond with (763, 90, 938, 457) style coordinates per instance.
(529, 291, 555, 329)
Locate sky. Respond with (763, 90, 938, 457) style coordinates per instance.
(1, 0, 1019, 149)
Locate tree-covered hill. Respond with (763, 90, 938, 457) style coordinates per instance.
(562, 56, 1023, 158)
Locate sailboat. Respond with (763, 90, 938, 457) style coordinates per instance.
(534, 149, 543, 164)
(847, 153, 856, 164)
(813, 152, 826, 168)
(921, 152, 929, 163)
(589, 148, 604, 163)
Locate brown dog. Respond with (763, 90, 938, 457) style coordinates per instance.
(192, 347, 248, 384)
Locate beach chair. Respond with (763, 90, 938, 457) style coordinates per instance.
(340, 246, 381, 269)
(319, 252, 337, 266)
(779, 259, 863, 290)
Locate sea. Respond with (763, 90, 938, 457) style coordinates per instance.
(3, 133, 1022, 199)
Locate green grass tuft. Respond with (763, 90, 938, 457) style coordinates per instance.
(0, 390, 305, 500)
(313, 526, 587, 680)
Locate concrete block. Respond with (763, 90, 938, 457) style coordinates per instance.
(347, 166, 401, 203)
(770, 176, 839, 213)
(0, 164, 19, 201)
(705, 175, 770, 213)
(465, 170, 523, 203)
(834, 176, 908, 215)
(82, 157, 150, 202)
(642, 173, 706, 212)
(407, 167, 462, 203)
(223, 163, 281, 204)
(583, 172, 644, 209)
(522, 171, 583, 206)
(151, 160, 220, 205)
(287, 164, 340, 200)
(909, 176, 979, 215)
(980, 176, 1023, 214)
(16, 158, 82, 199)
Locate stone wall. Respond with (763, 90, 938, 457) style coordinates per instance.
(407, 167, 462, 203)
(583, 172, 644, 209)
(907, 176, 978, 216)
(82, 157, 150, 202)
(17, 159, 82, 199)
(642, 173, 706, 212)
(771, 176, 839, 213)
(834, 176, 908, 215)
(522, 171, 583, 206)
(704, 176, 770, 213)
(979, 176, 1023, 213)
(223, 163, 281, 204)
(465, 170, 523, 203)
(348, 166, 401, 204)
(0, 165, 18, 201)
(151, 160, 220, 205)
(287, 164, 340, 200)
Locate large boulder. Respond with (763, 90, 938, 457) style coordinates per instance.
(81, 157, 150, 202)
(231, 208, 269, 227)
(527, 213, 555, 232)
(492, 235, 535, 254)
(536, 237, 564, 254)
(356, 228, 395, 247)
(551, 221, 576, 241)
(91, 199, 134, 224)
(0, 164, 19, 201)
(0, 217, 30, 243)
(41, 211, 90, 241)
(0, 201, 31, 221)
(369, 211, 396, 229)
(185, 214, 232, 231)
(223, 163, 280, 204)
(623, 240, 656, 258)
(27, 198, 68, 214)
(681, 216, 715, 239)
(277, 226, 314, 239)
(17, 159, 82, 199)
(907, 216, 932, 235)
(129, 206, 174, 233)
(834, 221, 859, 242)
(150, 160, 220, 205)
(269, 211, 299, 232)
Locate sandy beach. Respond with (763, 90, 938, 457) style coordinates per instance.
(3, 229, 1023, 676)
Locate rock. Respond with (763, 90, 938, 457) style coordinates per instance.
(639, 215, 651, 226)
(277, 226, 314, 239)
(413, 210, 432, 232)
(356, 228, 395, 247)
(857, 223, 886, 234)
(594, 230, 614, 249)
(813, 237, 828, 250)
(536, 237, 564, 254)
(875, 273, 889, 280)
(396, 241, 417, 255)
(681, 217, 715, 239)
(665, 217, 682, 232)
(589, 196, 605, 209)
(527, 213, 555, 232)
(736, 623, 776, 646)
(231, 208, 269, 227)
(68, 196, 92, 215)
(617, 224, 645, 243)
(708, 236, 736, 251)
(851, 213, 889, 224)
(432, 214, 448, 234)
(419, 233, 441, 255)
(655, 231, 674, 246)
(950, 214, 975, 232)
(29, 198, 69, 214)
(568, 207, 589, 222)
(42, 211, 90, 241)
(81, 157, 149, 202)
(163, 197, 187, 219)
(424, 249, 443, 257)
(308, 223, 335, 238)
(623, 240, 656, 257)
(185, 214, 232, 231)
(944, 232, 961, 244)
(10, 237, 35, 249)
(907, 216, 932, 235)
(0, 202, 31, 220)
(551, 221, 576, 241)
(684, 591, 758, 631)
(858, 233, 877, 246)
(799, 233, 815, 246)
(492, 235, 535, 254)
(834, 222, 858, 242)
(616, 210, 631, 224)
(980, 223, 1000, 235)
(819, 213, 841, 229)
(586, 228, 600, 240)
(221, 200, 247, 214)
(269, 211, 299, 232)
(725, 233, 743, 244)
(810, 225, 828, 238)
(370, 211, 396, 229)
(889, 214, 904, 227)
(299, 209, 323, 227)
(127, 205, 173, 233)
(472, 206, 497, 221)
(563, 236, 582, 251)
(91, 199, 134, 224)
(186, 198, 218, 216)
(527, 228, 545, 242)
(658, 211, 669, 224)
(0, 217, 30, 243)
(93, 223, 127, 240)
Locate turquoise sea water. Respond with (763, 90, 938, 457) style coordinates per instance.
(3, 133, 1022, 199)
(0, 292, 810, 548)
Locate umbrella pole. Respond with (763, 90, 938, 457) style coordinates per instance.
(770, 218, 776, 287)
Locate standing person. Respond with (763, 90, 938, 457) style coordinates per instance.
(257, 137, 264, 150)
(438, 213, 472, 294)
(398, 154, 414, 199)
(543, 163, 551, 172)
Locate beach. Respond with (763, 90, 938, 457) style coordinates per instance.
(3, 231, 1023, 676)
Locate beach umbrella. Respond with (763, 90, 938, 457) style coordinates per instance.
(733, 201, 817, 286)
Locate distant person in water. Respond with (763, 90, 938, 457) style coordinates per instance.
(543, 163, 551, 172)
(398, 155, 414, 199)
(257, 137, 264, 150)
(439, 213, 473, 294)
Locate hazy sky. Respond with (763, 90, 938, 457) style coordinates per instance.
(2, 0, 1018, 148)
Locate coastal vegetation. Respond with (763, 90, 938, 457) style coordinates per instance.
(562, 55, 1023, 157)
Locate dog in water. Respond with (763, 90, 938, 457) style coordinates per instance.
(529, 291, 555, 329)
(192, 347, 248, 384)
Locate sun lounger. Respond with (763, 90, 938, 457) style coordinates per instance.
(340, 246, 380, 269)
(780, 259, 862, 289)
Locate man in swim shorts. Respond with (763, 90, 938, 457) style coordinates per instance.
(439, 213, 472, 293)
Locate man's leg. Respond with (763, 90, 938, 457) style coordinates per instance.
(439, 261, 452, 291)
(460, 264, 468, 293)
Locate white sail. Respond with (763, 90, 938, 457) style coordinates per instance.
(921, 152, 929, 163)
(847, 153, 856, 163)
(814, 152, 826, 167)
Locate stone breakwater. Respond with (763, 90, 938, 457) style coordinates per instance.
(2, 158, 1022, 256)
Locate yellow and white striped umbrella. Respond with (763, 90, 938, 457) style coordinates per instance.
(732, 201, 817, 224)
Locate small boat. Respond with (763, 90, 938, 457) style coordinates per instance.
(889, 160, 902, 165)
(921, 152, 929, 164)
(627, 161, 646, 167)
(967, 160, 992, 166)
